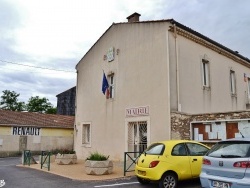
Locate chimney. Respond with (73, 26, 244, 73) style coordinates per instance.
(126, 12, 141, 23)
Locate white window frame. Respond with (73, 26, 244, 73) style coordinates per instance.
(108, 74, 115, 99)
(82, 123, 91, 147)
(248, 78, 250, 99)
(230, 70, 236, 96)
(202, 59, 210, 88)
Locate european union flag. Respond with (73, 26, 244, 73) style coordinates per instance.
(102, 72, 109, 94)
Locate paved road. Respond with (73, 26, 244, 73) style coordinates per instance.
(0, 157, 201, 188)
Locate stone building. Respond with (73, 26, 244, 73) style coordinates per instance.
(56, 86, 76, 116)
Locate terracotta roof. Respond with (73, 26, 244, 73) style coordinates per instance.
(0, 110, 74, 128)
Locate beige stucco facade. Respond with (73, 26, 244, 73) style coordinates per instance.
(170, 31, 250, 113)
(75, 15, 250, 161)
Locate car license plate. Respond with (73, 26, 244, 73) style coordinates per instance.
(212, 180, 230, 188)
(138, 170, 146, 176)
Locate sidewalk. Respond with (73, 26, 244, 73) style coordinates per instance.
(18, 159, 135, 181)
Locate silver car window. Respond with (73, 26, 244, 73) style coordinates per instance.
(207, 141, 250, 158)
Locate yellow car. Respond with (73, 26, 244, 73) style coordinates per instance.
(135, 140, 210, 188)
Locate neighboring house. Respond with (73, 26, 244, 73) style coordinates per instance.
(74, 13, 250, 161)
(0, 110, 74, 157)
(56, 86, 76, 116)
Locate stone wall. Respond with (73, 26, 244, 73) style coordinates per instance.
(171, 110, 250, 140)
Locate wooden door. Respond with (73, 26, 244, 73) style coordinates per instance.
(226, 123, 238, 139)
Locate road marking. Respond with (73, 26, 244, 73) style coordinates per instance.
(0, 164, 17, 167)
(94, 182, 139, 187)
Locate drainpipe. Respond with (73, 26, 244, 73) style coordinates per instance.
(173, 24, 181, 112)
(166, 27, 171, 139)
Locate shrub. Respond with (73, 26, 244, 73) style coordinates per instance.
(52, 149, 75, 155)
(86, 151, 109, 161)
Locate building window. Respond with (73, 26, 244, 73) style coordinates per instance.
(108, 74, 115, 99)
(248, 78, 250, 98)
(230, 70, 236, 95)
(202, 59, 210, 87)
(82, 124, 91, 145)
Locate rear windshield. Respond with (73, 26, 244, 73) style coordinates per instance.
(207, 141, 250, 158)
(145, 143, 165, 155)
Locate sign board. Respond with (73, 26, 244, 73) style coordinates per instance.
(107, 47, 115, 62)
(12, 126, 41, 136)
(126, 106, 149, 117)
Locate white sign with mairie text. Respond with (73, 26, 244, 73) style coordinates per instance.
(126, 106, 149, 117)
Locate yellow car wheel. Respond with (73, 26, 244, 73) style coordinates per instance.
(159, 172, 177, 188)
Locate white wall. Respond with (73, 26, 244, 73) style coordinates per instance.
(75, 22, 172, 160)
(169, 29, 250, 113)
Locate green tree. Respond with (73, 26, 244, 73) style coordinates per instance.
(0, 90, 25, 111)
(46, 107, 57, 114)
(26, 96, 56, 114)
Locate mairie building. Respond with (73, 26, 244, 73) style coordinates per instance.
(74, 13, 250, 161)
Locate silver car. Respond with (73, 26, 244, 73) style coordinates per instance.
(200, 137, 250, 188)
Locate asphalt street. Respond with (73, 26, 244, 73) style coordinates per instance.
(0, 157, 201, 188)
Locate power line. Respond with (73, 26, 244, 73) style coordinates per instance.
(0, 59, 76, 73)
(0, 66, 74, 75)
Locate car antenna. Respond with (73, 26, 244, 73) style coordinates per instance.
(240, 132, 245, 138)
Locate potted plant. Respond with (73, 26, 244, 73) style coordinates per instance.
(55, 149, 77, 165)
(84, 151, 113, 175)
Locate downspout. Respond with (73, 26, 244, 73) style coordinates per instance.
(173, 24, 181, 111)
(166, 27, 171, 139)
(74, 69, 78, 152)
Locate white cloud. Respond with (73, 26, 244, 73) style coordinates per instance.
(1, 0, 250, 107)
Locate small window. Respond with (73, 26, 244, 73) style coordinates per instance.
(82, 124, 91, 145)
(248, 78, 250, 98)
(145, 143, 165, 155)
(230, 70, 236, 95)
(172, 144, 187, 156)
(108, 74, 115, 99)
(186, 143, 209, 156)
(202, 59, 210, 87)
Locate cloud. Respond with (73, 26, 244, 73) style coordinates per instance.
(1, 0, 250, 108)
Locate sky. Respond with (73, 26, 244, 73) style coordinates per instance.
(1, 0, 250, 106)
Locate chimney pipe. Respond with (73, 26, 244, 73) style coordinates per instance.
(127, 12, 141, 23)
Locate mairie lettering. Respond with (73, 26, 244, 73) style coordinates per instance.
(126, 106, 149, 117)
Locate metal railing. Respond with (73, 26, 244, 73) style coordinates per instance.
(124, 152, 142, 176)
(40, 151, 51, 171)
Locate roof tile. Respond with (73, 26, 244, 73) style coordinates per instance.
(0, 110, 74, 128)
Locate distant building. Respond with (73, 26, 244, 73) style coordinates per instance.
(56, 86, 76, 116)
(0, 110, 74, 157)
